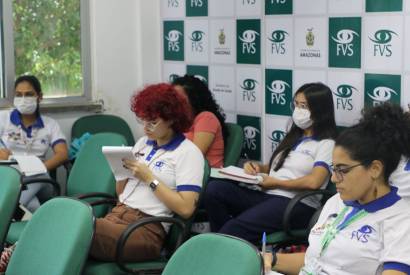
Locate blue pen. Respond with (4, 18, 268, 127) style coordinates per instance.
(262, 232, 266, 257)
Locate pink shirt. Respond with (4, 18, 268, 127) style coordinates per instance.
(184, 111, 224, 168)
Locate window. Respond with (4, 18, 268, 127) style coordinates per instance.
(1, 0, 91, 105)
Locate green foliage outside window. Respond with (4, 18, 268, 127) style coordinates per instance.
(13, 0, 83, 97)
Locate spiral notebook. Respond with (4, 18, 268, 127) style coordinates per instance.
(213, 166, 264, 185)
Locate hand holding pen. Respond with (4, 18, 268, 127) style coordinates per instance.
(243, 153, 259, 175)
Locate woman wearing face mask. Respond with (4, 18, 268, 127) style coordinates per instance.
(0, 75, 68, 212)
(204, 82, 337, 243)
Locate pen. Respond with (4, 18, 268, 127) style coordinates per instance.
(262, 231, 266, 259)
(244, 152, 257, 171)
(0, 138, 7, 149)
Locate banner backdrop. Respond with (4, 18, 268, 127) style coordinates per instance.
(161, 0, 409, 163)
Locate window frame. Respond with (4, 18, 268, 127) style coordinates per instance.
(1, 0, 92, 108)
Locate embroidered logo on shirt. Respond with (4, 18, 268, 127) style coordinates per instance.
(351, 225, 375, 243)
(153, 161, 165, 172)
(310, 213, 337, 235)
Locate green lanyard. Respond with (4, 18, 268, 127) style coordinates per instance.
(319, 206, 368, 257)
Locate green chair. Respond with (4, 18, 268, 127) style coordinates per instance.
(6, 133, 127, 244)
(6, 197, 94, 275)
(224, 123, 244, 167)
(0, 167, 21, 251)
(162, 233, 264, 275)
(266, 181, 336, 246)
(83, 161, 211, 275)
(71, 114, 135, 146)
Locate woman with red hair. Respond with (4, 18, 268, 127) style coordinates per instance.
(90, 83, 204, 262)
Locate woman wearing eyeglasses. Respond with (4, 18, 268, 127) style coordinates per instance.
(264, 103, 410, 275)
(172, 75, 228, 168)
(204, 82, 337, 243)
(90, 83, 204, 262)
(0, 75, 68, 212)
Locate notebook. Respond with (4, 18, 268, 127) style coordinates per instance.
(215, 165, 264, 185)
(13, 155, 47, 176)
(102, 146, 135, 181)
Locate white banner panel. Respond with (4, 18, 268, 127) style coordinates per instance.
(209, 0, 234, 17)
(236, 0, 262, 17)
(210, 19, 236, 64)
(293, 70, 327, 94)
(403, 74, 410, 108)
(405, 16, 410, 72)
(328, 71, 363, 127)
(263, 115, 290, 163)
(185, 20, 209, 64)
(225, 112, 237, 123)
(209, 66, 236, 112)
(162, 62, 186, 83)
(328, 0, 363, 14)
(294, 17, 328, 68)
(161, 0, 185, 18)
(236, 67, 262, 115)
(265, 17, 293, 67)
(364, 16, 403, 71)
(294, 0, 327, 15)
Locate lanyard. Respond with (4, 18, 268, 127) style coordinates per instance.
(19, 125, 38, 153)
(319, 206, 367, 257)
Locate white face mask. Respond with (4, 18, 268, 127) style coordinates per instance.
(14, 96, 38, 115)
(292, 107, 313, 129)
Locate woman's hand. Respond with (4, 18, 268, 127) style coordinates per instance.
(0, 149, 11, 160)
(122, 158, 154, 184)
(244, 161, 260, 175)
(259, 174, 277, 190)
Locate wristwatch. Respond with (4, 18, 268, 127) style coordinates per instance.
(271, 252, 277, 268)
(149, 179, 160, 191)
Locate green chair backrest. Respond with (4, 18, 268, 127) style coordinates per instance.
(224, 123, 244, 167)
(67, 133, 127, 217)
(162, 233, 263, 275)
(0, 167, 21, 249)
(6, 197, 94, 275)
(71, 114, 135, 146)
(164, 160, 210, 255)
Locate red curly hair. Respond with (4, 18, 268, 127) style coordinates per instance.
(130, 83, 193, 133)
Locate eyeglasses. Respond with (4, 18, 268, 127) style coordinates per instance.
(330, 163, 363, 182)
(137, 118, 161, 132)
(292, 100, 309, 110)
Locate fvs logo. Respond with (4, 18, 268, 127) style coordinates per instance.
(269, 130, 286, 152)
(367, 86, 398, 106)
(240, 79, 258, 102)
(351, 225, 375, 243)
(244, 126, 260, 150)
(333, 84, 357, 111)
(267, 80, 289, 105)
(332, 29, 358, 56)
(167, 0, 179, 7)
(168, 74, 180, 82)
(268, 30, 288, 54)
(189, 0, 203, 7)
(165, 30, 182, 52)
(239, 30, 259, 54)
(370, 29, 397, 57)
(189, 30, 204, 52)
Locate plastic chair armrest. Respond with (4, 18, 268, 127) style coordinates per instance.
(115, 216, 186, 274)
(282, 189, 334, 236)
(22, 177, 61, 196)
(76, 192, 116, 200)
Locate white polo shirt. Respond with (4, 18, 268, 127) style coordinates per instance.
(0, 109, 66, 158)
(119, 134, 204, 219)
(302, 187, 410, 275)
(267, 137, 334, 209)
(389, 156, 410, 201)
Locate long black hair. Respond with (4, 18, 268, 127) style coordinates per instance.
(269, 82, 337, 171)
(336, 103, 410, 181)
(172, 75, 228, 143)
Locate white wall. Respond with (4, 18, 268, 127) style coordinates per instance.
(50, 0, 162, 142)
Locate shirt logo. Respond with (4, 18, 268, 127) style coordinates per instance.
(153, 161, 165, 171)
(351, 225, 375, 243)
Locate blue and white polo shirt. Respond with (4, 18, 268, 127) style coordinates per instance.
(119, 134, 204, 219)
(302, 187, 410, 275)
(0, 109, 66, 159)
(267, 137, 334, 209)
(389, 156, 410, 201)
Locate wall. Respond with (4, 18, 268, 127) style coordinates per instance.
(161, 0, 410, 163)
